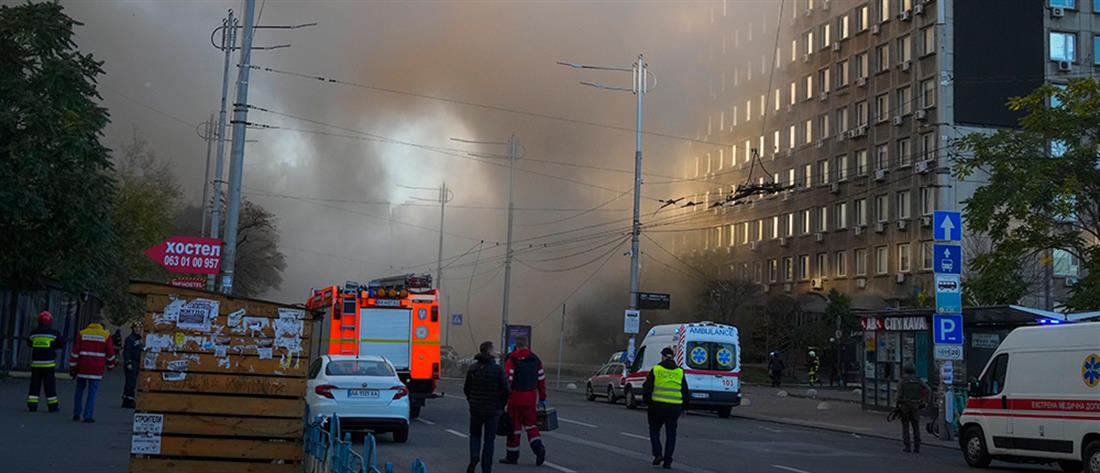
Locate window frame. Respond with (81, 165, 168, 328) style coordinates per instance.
(836, 250, 848, 278)
(898, 243, 911, 273)
(1049, 31, 1076, 62)
(855, 248, 868, 276)
(875, 245, 889, 275)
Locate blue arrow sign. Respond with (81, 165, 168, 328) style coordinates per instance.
(934, 244, 962, 275)
(933, 211, 962, 241)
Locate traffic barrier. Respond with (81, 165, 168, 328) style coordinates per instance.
(305, 414, 428, 473)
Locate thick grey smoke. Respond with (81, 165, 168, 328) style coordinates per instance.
(61, 1, 777, 356)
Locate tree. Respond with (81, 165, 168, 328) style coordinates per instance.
(697, 278, 762, 327)
(824, 289, 856, 332)
(176, 199, 287, 298)
(101, 131, 181, 323)
(954, 79, 1100, 310)
(0, 3, 116, 292)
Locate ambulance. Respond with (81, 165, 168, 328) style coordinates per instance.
(306, 274, 441, 418)
(622, 322, 741, 418)
(959, 322, 1100, 473)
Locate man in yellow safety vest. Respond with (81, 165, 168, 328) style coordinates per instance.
(643, 347, 689, 470)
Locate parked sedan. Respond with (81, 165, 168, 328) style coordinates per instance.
(306, 355, 410, 442)
(586, 362, 627, 403)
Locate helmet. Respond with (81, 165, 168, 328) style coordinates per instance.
(37, 311, 53, 326)
(808, 350, 817, 357)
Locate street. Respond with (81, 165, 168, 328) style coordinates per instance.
(368, 379, 1056, 473)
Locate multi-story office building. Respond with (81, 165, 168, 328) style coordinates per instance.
(672, 0, 1098, 309)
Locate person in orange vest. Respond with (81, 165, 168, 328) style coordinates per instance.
(69, 318, 116, 422)
(26, 311, 65, 412)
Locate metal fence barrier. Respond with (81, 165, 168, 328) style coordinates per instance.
(305, 414, 428, 473)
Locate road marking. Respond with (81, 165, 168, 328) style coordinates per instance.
(619, 432, 649, 440)
(760, 426, 782, 433)
(445, 429, 469, 438)
(543, 462, 577, 473)
(415, 418, 435, 425)
(544, 431, 717, 473)
(772, 465, 811, 473)
(558, 417, 598, 428)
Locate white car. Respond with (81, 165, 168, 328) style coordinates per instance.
(306, 355, 410, 442)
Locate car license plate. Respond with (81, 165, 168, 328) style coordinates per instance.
(347, 389, 380, 399)
(691, 392, 709, 399)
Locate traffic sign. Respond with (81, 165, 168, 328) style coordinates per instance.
(624, 309, 640, 334)
(933, 211, 963, 241)
(451, 313, 463, 326)
(935, 274, 962, 314)
(144, 236, 222, 274)
(941, 361, 955, 384)
(934, 344, 963, 360)
(637, 292, 671, 310)
(933, 314, 964, 344)
(933, 244, 962, 275)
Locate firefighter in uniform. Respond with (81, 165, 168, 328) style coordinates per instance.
(121, 322, 144, 408)
(26, 311, 64, 412)
(70, 318, 116, 422)
(807, 350, 821, 387)
(500, 337, 547, 466)
(643, 347, 690, 470)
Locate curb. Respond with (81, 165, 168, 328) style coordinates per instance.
(730, 412, 960, 452)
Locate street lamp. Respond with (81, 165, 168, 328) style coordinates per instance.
(558, 54, 654, 361)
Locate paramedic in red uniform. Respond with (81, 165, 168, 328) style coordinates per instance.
(500, 337, 547, 466)
(69, 318, 116, 422)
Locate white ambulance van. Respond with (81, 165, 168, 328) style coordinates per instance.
(959, 322, 1100, 473)
(622, 322, 741, 418)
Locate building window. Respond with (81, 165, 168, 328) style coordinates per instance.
(836, 251, 848, 277)
(1050, 0, 1075, 8)
(921, 133, 936, 160)
(791, 39, 798, 63)
(878, 0, 890, 22)
(746, 99, 753, 122)
(745, 139, 752, 162)
(754, 262, 763, 283)
(875, 194, 889, 222)
(920, 187, 934, 215)
(799, 254, 811, 280)
(856, 100, 868, 127)
(876, 246, 889, 274)
(789, 81, 797, 106)
(856, 149, 869, 176)
(1053, 249, 1080, 276)
(921, 241, 934, 270)
(820, 114, 830, 139)
(1050, 32, 1076, 62)
(804, 119, 813, 144)
(876, 44, 891, 73)
(805, 75, 814, 100)
(875, 93, 890, 121)
(760, 94, 766, 117)
(901, 0, 913, 10)
(922, 26, 935, 56)
(855, 52, 869, 79)
(816, 253, 828, 278)
(784, 257, 794, 281)
(758, 219, 765, 241)
(774, 89, 781, 112)
(728, 224, 736, 247)
(920, 79, 936, 108)
(742, 222, 749, 244)
(819, 159, 830, 185)
(823, 23, 831, 49)
(897, 86, 912, 116)
(855, 248, 868, 276)
(897, 190, 911, 219)
(898, 35, 911, 63)
(802, 209, 812, 234)
(786, 212, 795, 237)
(773, 130, 781, 154)
(855, 198, 868, 226)
(787, 169, 796, 189)
(818, 206, 828, 232)
(875, 143, 889, 170)
(1094, 35, 1100, 65)
(898, 138, 912, 167)
(835, 201, 848, 229)
(806, 30, 815, 56)
(837, 107, 850, 133)
(898, 243, 911, 272)
(804, 163, 813, 188)
(771, 215, 780, 239)
(838, 14, 850, 40)
(788, 125, 796, 149)
(857, 5, 870, 31)
(818, 68, 831, 94)
(837, 155, 849, 180)
(769, 259, 779, 282)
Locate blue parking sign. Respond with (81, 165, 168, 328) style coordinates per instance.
(933, 314, 964, 344)
(933, 211, 962, 241)
(933, 244, 962, 275)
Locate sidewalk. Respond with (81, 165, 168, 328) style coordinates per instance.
(736, 384, 958, 451)
(0, 370, 131, 472)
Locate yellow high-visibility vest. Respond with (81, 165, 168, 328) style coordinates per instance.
(651, 365, 684, 405)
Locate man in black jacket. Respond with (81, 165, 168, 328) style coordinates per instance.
(464, 341, 509, 473)
(121, 322, 144, 408)
(26, 311, 64, 412)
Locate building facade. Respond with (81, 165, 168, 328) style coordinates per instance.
(672, 0, 1098, 310)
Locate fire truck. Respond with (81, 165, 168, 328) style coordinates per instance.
(306, 274, 441, 418)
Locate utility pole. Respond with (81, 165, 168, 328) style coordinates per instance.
(558, 55, 651, 362)
(436, 182, 449, 348)
(197, 114, 216, 237)
(208, 10, 236, 291)
(556, 303, 565, 389)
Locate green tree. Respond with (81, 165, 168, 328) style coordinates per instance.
(176, 199, 287, 298)
(0, 3, 116, 292)
(954, 79, 1100, 310)
(824, 289, 857, 332)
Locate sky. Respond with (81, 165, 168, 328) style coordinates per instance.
(50, 0, 775, 355)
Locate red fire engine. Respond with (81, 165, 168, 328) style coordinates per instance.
(306, 274, 441, 417)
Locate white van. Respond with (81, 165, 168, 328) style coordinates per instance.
(959, 322, 1100, 473)
(622, 322, 741, 418)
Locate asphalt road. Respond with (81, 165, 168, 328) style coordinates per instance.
(368, 380, 1057, 473)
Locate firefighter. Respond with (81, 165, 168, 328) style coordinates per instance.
(121, 322, 144, 408)
(643, 347, 689, 470)
(807, 350, 820, 387)
(500, 337, 547, 466)
(70, 318, 116, 423)
(26, 311, 64, 412)
(767, 351, 784, 388)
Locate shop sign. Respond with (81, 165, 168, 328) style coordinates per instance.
(861, 316, 928, 331)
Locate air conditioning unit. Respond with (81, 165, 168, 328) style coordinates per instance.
(822, 0, 832, 11)
(871, 24, 881, 35)
(830, 182, 840, 194)
(856, 278, 867, 289)
(1058, 60, 1072, 72)
(914, 4, 925, 15)
(815, 232, 825, 242)
(915, 109, 928, 121)
(805, 8, 813, 17)
(762, 284, 771, 293)
(819, 91, 829, 101)
(896, 273, 906, 284)
(803, 53, 811, 63)
(920, 216, 932, 227)
(779, 237, 788, 247)
(893, 116, 904, 126)
(1065, 277, 1078, 287)
(897, 219, 908, 230)
(832, 42, 842, 52)
(1051, 7, 1065, 18)
(782, 192, 791, 201)
(857, 77, 868, 88)
(875, 221, 886, 233)
(836, 132, 847, 142)
(874, 169, 887, 181)
(854, 226, 865, 236)
(749, 241, 758, 251)
(816, 139, 825, 148)
(899, 60, 912, 72)
(811, 278, 824, 290)
(916, 160, 930, 174)
(784, 283, 793, 293)
(853, 126, 868, 137)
